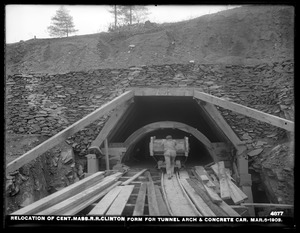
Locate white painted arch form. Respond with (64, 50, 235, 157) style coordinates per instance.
(123, 121, 218, 161)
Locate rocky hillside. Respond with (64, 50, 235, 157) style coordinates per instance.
(5, 6, 294, 75)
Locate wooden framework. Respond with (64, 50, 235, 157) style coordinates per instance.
(123, 121, 217, 161)
(88, 101, 132, 155)
(7, 87, 294, 189)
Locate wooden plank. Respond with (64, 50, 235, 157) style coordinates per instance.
(104, 139, 110, 170)
(216, 162, 231, 200)
(202, 103, 245, 151)
(241, 203, 294, 208)
(38, 173, 122, 215)
(200, 175, 210, 182)
(7, 91, 134, 174)
(227, 181, 246, 204)
(218, 201, 240, 217)
(88, 186, 122, 215)
(203, 183, 223, 204)
(211, 163, 220, 177)
(194, 91, 294, 132)
(147, 182, 160, 216)
(210, 173, 221, 194)
(241, 186, 255, 216)
(193, 170, 222, 204)
(106, 185, 134, 215)
(122, 169, 148, 185)
(181, 179, 215, 216)
(219, 178, 231, 200)
(229, 205, 249, 209)
(187, 179, 228, 216)
(132, 87, 194, 97)
(65, 181, 122, 215)
(89, 102, 131, 150)
(195, 166, 215, 187)
(179, 170, 190, 179)
(154, 185, 170, 216)
(227, 178, 248, 204)
(133, 183, 147, 216)
(232, 161, 240, 181)
(145, 171, 153, 182)
(229, 178, 247, 200)
(12, 171, 105, 215)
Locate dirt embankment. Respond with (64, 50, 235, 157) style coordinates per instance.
(5, 134, 87, 214)
(5, 6, 294, 75)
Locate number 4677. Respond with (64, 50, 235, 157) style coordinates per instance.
(270, 211, 284, 216)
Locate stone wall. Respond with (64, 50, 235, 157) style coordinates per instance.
(6, 59, 294, 157)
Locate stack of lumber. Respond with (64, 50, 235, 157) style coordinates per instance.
(193, 162, 248, 205)
(88, 170, 169, 216)
(178, 170, 240, 216)
(88, 184, 135, 215)
(12, 171, 123, 215)
(210, 161, 248, 204)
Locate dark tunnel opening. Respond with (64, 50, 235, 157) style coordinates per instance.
(109, 96, 229, 144)
(122, 128, 213, 169)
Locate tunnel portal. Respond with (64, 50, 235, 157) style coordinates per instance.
(106, 95, 233, 168)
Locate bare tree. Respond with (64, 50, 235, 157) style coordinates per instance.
(119, 5, 149, 25)
(133, 5, 149, 24)
(108, 5, 123, 30)
(48, 6, 78, 37)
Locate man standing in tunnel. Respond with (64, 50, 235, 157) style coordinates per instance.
(162, 135, 177, 179)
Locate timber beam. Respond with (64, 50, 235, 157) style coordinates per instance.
(123, 121, 218, 162)
(131, 87, 194, 96)
(194, 91, 294, 132)
(201, 102, 247, 154)
(6, 90, 134, 174)
(88, 100, 132, 156)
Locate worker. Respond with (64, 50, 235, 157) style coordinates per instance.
(161, 135, 177, 179)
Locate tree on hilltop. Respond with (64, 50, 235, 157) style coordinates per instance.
(119, 5, 149, 25)
(108, 5, 123, 30)
(48, 6, 78, 37)
(108, 5, 149, 31)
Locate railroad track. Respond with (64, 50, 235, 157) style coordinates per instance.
(80, 168, 208, 216)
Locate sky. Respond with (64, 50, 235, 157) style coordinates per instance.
(5, 5, 239, 44)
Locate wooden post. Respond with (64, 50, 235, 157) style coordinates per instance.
(237, 153, 255, 216)
(86, 154, 99, 174)
(89, 101, 131, 155)
(104, 139, 110, 170)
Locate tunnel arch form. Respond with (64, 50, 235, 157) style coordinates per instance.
(123, 121, 217, 161)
